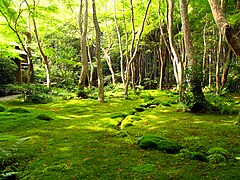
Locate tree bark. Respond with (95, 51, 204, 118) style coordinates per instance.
(78, 0, 89, 89)
(208, 0, 240, 59)
(92, 0, 104, 102)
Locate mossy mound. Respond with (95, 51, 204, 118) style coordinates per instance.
(8, 107, 30, 113)
(114, 131, 129, 138)
(190, 152, 207, 161)
(138, 135, 183, 154)
(36, 114, 53, 121)
(207, 154, 226, 164)
(206, 147, 229, 158)
(120, 115, 141, 129)
(0, 105, 6, 112)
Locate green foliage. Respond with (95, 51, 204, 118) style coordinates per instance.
(23, 84, 52, 104)
(0, 57, 17, 86)
(206, 94, 236, 115)
(0, 84, 25, 97)
(36, 114, 53, 121)
(138, 135, 183, 154)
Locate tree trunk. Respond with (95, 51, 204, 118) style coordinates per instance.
(168, 0, 183, 90)
(202, 14, 208, 87)
(87, 41, 94, 89)
(221, 45, 232, 86)
(78, 0, 89, 90)
(124, 0, 152, 97)
(92, 0, 104, 102)
(31, 5, 50, 87)
(216, 32, 222, 95)
(208, 0, 240, 59)
(180, 0, 207, 112)
(103, 47, 115, 85)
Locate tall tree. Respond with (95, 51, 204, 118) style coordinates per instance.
(208, 0, 240, 59)
(24, 0, 51, 87)
(180, 0, 207, 112)
(92, 0, 104, 102)
(124, 0, 152, 97)
(78, 0, 89, 90)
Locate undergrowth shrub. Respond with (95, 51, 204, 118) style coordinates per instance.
(23, 84, 52, 104)
(206, 94, 236, 115)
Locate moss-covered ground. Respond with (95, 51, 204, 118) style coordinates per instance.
(0, 90, 240, 179)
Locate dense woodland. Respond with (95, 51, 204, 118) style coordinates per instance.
(0, 0, 239, 105)
(0, 0, 240, 179)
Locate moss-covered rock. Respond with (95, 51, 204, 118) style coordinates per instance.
(138, 135, 183, 153)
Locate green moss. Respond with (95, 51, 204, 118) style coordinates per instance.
(0, 105, 6, 112)
(207, 154, 226, 164)
(190, 152, 207, 161)
(36, 114, 53, 121)
(8, 107, 30, 113)
(132, 164, 155, 173)
(138, 135, 182, 153)
(114, 131, 129, 138)
(206, 147, 229, 157)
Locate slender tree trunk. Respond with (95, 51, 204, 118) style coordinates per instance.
(209, 50, 213, 87)
(31, 4, 50, 87)
(113, 0, 125, 85)
(92, 0, 104, 102)
(180, 0, 207, 112)
(87, 41, 93, 89)
(124, 0, 152, 97)
(78, 0, 88, 89)
(102, 47, 115, 85)
(221, 45, 232, 86)
(168, 0, 183, 90)
(202, 14, 208, 87)
(216, 32, 222, 95)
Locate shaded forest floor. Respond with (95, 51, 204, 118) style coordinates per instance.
(0, 90, 240, 179)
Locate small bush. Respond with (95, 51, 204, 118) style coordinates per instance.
(207, 154, 226, 164)
(23, 84, 52, 104)
(77, 89, 88, 99)
(8, 107, 30, 113)
(36, 114, 53, 121)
